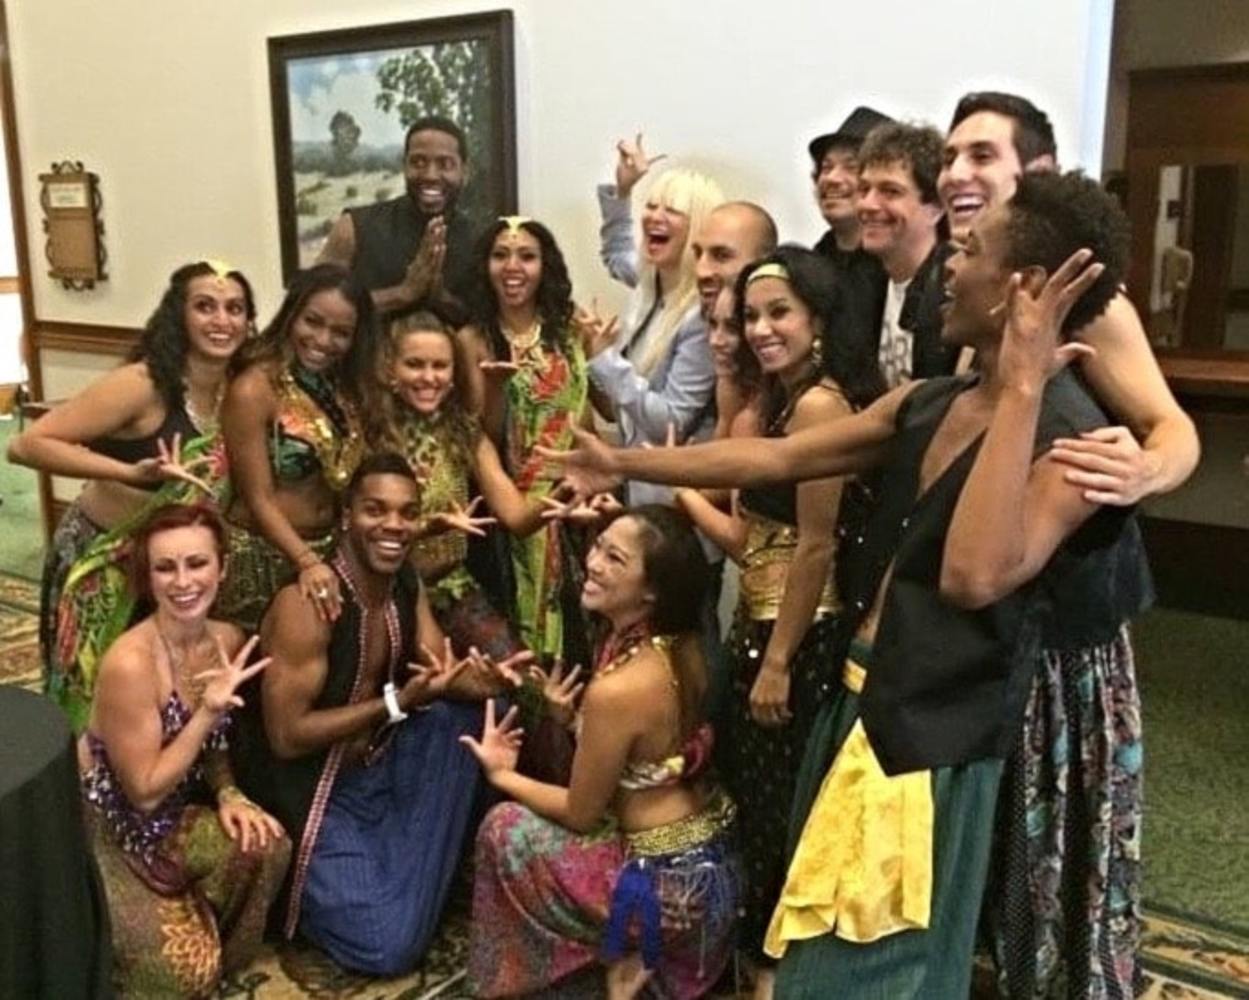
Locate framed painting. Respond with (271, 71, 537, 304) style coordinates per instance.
(268, 10, 516, 280)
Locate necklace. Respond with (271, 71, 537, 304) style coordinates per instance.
(502, 320, 542, 361)
(184, 379, 225, 435)
(155, 621, 213, 704)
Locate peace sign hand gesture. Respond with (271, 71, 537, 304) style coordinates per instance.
(615, 132, 667, 198)
(133, 433, 214, 494)
(196, 635, 271, 717)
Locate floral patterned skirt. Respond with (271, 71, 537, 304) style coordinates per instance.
(468, 796, 739, 999)
(87, 800, 290, 998)
(40, 504, 104, 702)
(985, 624, 1144, 999)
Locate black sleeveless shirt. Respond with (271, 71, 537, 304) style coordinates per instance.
(230, 560, 422, 928)
(348, 194, 475, 308)
(846, 371, 1126, 774)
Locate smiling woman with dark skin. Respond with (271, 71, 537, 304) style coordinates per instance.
(219, 264, 372, 630)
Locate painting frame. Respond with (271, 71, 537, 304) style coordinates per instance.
(267, 10, 517, 282)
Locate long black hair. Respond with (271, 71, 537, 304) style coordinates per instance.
(232, 263, 373, 401)
(734, 245, 886, 420)
(129, 261, 257, 413)
(468, 218, 575, 358)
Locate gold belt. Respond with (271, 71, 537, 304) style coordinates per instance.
(738, 515, 840, 620)
(624, 790, 736, 858)
(763, 655, 934, 958)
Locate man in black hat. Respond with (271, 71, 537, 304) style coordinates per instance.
(808, 105, 893, 264)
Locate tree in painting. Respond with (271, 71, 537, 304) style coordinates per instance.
(374, 40, 493, 221)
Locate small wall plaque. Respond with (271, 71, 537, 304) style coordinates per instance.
(38, 160, 107, 290)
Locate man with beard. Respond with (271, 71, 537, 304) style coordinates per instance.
(231, 453, 524, 975)
(320, 116, 475, 315)
(940, 90, 1198, 999)
(856, 121, 960, 388)
(691, 200, 779, 318)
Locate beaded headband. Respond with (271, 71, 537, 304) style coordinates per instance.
(746, 262, 791, 285)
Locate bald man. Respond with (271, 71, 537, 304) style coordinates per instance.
(692, 200, 779, 316)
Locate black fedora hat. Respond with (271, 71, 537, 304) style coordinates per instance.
(808, 106, 894, 164)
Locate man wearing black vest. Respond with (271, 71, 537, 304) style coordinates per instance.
(319, 116, 475, 316)
(232, 454, 520, 975)
(544, 171, 1135, 998)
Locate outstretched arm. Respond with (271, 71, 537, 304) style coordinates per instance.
(542, 383, 912, 496)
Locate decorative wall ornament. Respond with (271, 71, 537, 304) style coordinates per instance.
(38, 160, 107, 290)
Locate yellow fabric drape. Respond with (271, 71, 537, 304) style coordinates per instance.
(763, 658, 935, 958)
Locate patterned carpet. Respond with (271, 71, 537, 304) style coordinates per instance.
(1, 571, 1246, 999)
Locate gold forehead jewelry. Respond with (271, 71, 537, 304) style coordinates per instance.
(498, 215, 533, 236)
(746, 262, 791, 285)
(201, 258, 236, 288)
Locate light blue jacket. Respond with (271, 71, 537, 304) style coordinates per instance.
(591, 184, 716, 511)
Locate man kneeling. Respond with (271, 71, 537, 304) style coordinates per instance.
(233, 452, 521, 974)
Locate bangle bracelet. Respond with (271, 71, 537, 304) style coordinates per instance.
(296, 550, 320, 571)
(217, 784, 248, 806)
(383, 682, 409, 724)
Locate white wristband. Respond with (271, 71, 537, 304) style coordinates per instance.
(383, 682, 408, 724)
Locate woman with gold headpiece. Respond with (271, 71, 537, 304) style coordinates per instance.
(460, 216, 592, 667)
(674, 248, 884, 998)
(218, 264, 371, 631)
(9, 260, 254, 728)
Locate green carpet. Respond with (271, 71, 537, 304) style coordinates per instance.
(1135, 607, 1249, 932)
(0, 417, 45, 581)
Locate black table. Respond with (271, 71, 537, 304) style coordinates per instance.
(0, 686, 112, 998)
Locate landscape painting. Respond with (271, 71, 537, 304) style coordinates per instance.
(268, 12, 516, 280)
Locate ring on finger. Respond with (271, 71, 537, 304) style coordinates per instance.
(315, 586, 330, 600)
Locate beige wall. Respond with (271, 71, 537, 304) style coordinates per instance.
(10, 0, 1108, 349)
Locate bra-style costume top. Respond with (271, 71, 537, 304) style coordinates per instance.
(586, 630, 714, 791)
(736, 383, 843, 620)
(81, 690, 230, 864)
(269, 365, 364, 490)
(89, 402, 201, 491)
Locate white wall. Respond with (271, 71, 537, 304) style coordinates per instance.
(9, 0, 1109, 333)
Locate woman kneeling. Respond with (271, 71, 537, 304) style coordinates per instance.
(79, 504, 290, 997)
(462, 505, 739, 998)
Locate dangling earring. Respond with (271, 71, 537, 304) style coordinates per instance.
(810, 337, 825, 368)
